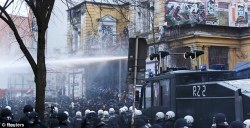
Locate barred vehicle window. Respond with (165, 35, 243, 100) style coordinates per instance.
(153, 82, 160, 106)
(160, 79, 170, 108)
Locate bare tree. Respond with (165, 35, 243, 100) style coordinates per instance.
(0, 0, 55, 120)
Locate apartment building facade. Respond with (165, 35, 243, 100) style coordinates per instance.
(67, 0, 129, 99)
(128, 0, 250, 74)
(67, 0, 250, 97)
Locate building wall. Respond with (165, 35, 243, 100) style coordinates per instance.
(67, 2, 129, 54)
(160, 24, 250, 70)
(83, 3, 129, 50)
(0, 15, 33, 60)
(164, 0, 249, 27)
(83, 3, 128, 32)
(135, 0, 250, 71)
(239, 40, 250, 61)
(155, 0, 166, 27)
(66, 2, 129, 99)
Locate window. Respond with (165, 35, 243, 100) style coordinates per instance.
(160, 79, 170, 108)
(153, 82, 160, 106)
(98, 15, 117, 47)
(238, 5, 245, 17)
(144, 84, 152, 109)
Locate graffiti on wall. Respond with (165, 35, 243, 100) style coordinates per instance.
(206, 0, 218, 25)
(164, 1, 249, 27)
(238, 5, 245, 17)
(236, 5, 247, 23)
(165, 2, 206, 26)
(207, 0, 215, 15)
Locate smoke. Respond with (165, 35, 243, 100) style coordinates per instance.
(0, 0, 130, 99)
(0, 56, 127, 69)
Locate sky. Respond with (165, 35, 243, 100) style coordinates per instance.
(0, 0, 29, 17)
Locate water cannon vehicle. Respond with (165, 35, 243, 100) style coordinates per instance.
(136, 69, 250, 128)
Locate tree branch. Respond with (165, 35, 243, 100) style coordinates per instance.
(25, 0, 37, 18)
(44, 0, 55, 25)
(3, 0, 14, 10)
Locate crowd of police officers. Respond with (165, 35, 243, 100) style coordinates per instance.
(0, 104, 250, 128)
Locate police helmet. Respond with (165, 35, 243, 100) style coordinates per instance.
(123, 106, 128, 111)
(109, 108, 115, 114)
(98, 109, 104, 115)
(184, 115, 194, 124)
(119, 107, 126, 114)
(129, 106, 137, 112)
(76, 111, 82, 116)
(135, 110, 142, 116)
(243, 119, 250, 128)
(166, 111, 175, 119)
(155, 112, 164, 120)
(90, 111, 96, 114)
(64, 111, 69, 116)
(129, 106, 133, 111)
(54, 107, 58, 113)
(103, 111, 109, 117)
(85, 109, 90, 116)
(5, 106, 11, 111)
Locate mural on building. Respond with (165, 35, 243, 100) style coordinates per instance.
(164, 0, 249, 27)
(206, 0, 218, 25)
(236, 4, 247, 23)
(165, 2, 206, 26)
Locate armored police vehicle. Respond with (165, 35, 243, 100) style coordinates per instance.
(137, 69, 250, 128)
